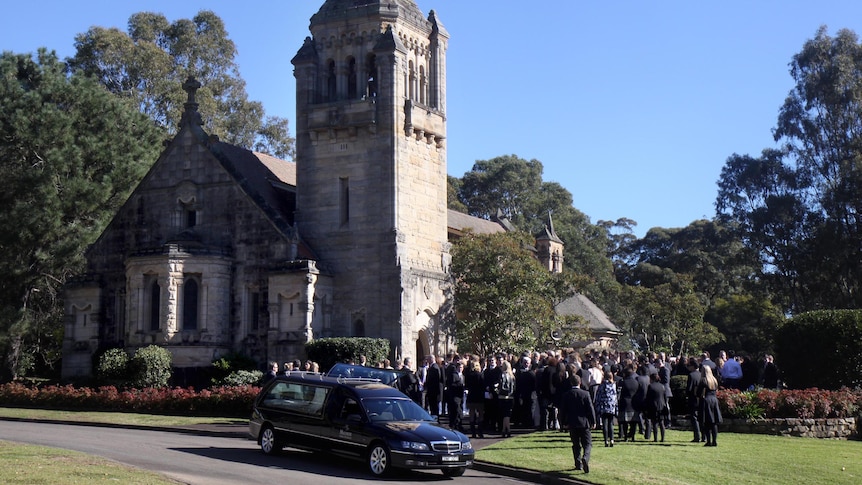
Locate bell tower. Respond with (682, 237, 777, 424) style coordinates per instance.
(292, 1, 451, 360)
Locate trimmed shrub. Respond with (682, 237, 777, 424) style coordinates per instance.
(305, 337, 390, 372)
(210, 352, 258, 386)
(775, 310, 862, 389)
(131, 345, 172, 388)
(96, 348, 131, 384)
(219, 370, 263, 387)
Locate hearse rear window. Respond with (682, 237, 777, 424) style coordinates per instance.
(262, 382, 330, 417)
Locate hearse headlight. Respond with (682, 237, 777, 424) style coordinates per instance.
(400, 441, 429, 451)
(461, 441, 473, 451)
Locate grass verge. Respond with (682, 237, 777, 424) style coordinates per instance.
(0, 440, 182, 484)
(0, 407, 245, 427)
(476, 428, 862, 484)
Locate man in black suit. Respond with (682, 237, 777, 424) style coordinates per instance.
(685, 357, 704, 442)
(559, 374, 596, 473)
(424, 355, 444, 418)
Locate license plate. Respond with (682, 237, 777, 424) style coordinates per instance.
(442, 456, 459, 462)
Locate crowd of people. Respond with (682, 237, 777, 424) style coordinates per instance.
(389, 348, 781, 473)
(264, 347, 779, 473)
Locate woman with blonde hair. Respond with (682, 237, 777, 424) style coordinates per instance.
(697, 365, 722, 446)
(497, 360, 516, 438)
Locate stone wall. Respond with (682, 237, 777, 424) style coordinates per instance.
(673, 416, 859, 439)
(721, 417, 858, 439)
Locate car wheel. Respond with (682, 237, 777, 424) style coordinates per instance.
(367, 443, 391, 476)
(259, 425, 282, 455)
(441, 467, 466, 477)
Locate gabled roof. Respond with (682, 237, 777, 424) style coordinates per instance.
(555, 293, 621, 335)
(447, 210, 506, 237)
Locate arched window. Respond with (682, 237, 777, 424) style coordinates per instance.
(408, 60, 416, 101)
(366, 54, 377, 98)
(347, 57, 357, 99)
(353, 319, 365, 337)
(149, 281, 160, 331)
(183, 279, 199, 331)
(326, 59, 337, 101)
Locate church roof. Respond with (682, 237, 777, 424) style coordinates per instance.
(447, 210, 507, 237)
(555, 293, 621, 336)
(311, 0, 424, 25)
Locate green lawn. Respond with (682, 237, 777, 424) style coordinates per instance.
(476, 428, 862, 484)
(0, 440, 181, 484)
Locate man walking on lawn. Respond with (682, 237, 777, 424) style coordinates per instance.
(559, 373, 596, 473)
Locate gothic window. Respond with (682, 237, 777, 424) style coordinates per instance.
(250, 291, 260, 331)
(326, 59, 337, 101)
(148, 280, 160, 332)
(182, 277, 199, 331)
(353, 319, 365, 337)
(340, 177, 349, 225)
(186, 209, 197, 228)
(366, 54, 377, 98)
(347, 57, 357, 99)
(419, 65, 427, 105)
(408, 60, 416, 101)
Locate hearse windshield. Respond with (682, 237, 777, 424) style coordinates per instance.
(362, 397, 434, 422)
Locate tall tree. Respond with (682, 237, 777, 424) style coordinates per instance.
(68, 10, 294, 159)
(0, 50, 165, 379)
(450, 232, 589, 356)
(454, 154, 619, 310)
(717, 26, 862, 313)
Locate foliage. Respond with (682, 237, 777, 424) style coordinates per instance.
(618, 279, 719, 356)
(716, 27, 862, 313)
(305, 337, 391, 372)
(67, 10, 294, 159)
(775, 310, 862, 390)
(95, 348, 130, 383)
(209, 352, 257, 386)
(217, 370, 263, 387)
(704, 294, 785, 356)
(451, 154, 619, 311)
(450, 231, 588, 356)
(0, 50, 164, 380)
(717, 387, 862, 420)
(130, 345, 172, 388)
(0, 382, 258, 417)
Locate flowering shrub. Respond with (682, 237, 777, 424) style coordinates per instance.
(0, 382, 261, 418)
(717, 387, 862, 419)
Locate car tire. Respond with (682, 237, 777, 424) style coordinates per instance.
(259, 425, 282, 455)
(441, 467, 466, 477)
(367, 442, 391, 476)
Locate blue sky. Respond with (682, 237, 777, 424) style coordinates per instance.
(4, 1, 862, 237)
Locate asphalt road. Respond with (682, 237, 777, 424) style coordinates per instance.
(0, 420, 531, 485)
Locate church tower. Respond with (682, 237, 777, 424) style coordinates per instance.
(292, 1, 451, 361)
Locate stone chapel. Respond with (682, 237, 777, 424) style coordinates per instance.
(62, 0, 455, 380)
(61, 0, 618, 381)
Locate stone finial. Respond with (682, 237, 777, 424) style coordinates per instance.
(180, 76, 204, 128)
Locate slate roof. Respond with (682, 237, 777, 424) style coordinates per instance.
(555, 293, 621, 335)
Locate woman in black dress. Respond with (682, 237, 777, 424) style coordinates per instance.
(697, 365, 722, 446)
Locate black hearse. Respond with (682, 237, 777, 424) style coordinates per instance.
(249, 372, 473, 477)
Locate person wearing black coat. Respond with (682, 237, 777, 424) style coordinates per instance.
(685, 357, 704, 442)
(559, 374, 596, 474)
(515, 357, 537, 428)
(617, 365, 640, 441)
(424, 355, 444, 417)
(644, 372, 668, 442)
(464, 360, 486, 438)
(635, 365, 650, 438)
(697, 365, 723, 446)
(447, 360, 466, 431)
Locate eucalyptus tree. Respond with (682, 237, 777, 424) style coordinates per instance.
(68, 10, 294, 159)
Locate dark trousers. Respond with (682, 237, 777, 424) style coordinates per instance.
(689, 400, 702, 441)
(568, 426, 592, 467)
(449, 396, 464, 430)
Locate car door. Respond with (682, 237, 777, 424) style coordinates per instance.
(325, 388, 371, 459)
